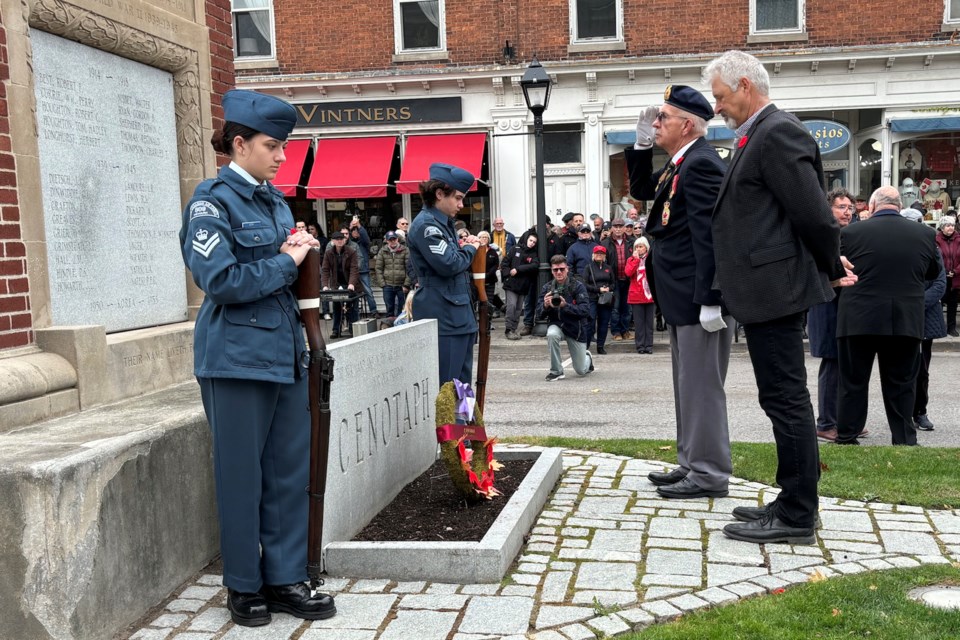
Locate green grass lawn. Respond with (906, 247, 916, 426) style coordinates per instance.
(502, 437, 960, 638)
(503, 436, 960, 509)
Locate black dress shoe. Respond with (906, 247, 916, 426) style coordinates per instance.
(227, 589, 271, 627)
(330, 331, 341, 339)
(648, 467, 687, 487)
(597, 346, 607, 354)
(732, 503, 822, 529)
(656, 476, 728, 499)
(723, 513, 816, 545)
(262, 582, 336, 620)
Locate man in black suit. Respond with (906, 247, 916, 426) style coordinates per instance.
(626, 85, 734, 500)
(836, 186, 940, 446)
(705, 50, 856, 545)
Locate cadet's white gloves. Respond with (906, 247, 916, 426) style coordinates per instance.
(699, 305, 727, 332)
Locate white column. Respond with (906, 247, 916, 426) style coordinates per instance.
(581, 102, 607, 217)
(490, 107, 533, 236)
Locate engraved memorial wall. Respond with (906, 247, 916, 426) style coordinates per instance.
(32, 29, 187, 332)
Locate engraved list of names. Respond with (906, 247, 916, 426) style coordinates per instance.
(31, 29, 187, 332)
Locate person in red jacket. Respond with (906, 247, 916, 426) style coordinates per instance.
(624, 237, 655, 353)
(936, 215, 960, 336)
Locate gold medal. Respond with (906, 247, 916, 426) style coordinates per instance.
(662, 201, 671, 226)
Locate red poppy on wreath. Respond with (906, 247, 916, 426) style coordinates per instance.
(738, 136, 749, 148)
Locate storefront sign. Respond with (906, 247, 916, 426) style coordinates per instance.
(294, 97, 461, 127)
(804, 120, 852, 153)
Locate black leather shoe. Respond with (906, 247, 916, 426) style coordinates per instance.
(723, 513, 816, 545)
(262, 583, 336, 620)
(656, 476, 728, 499)
(227, 589, 271, 627)
(597, 346, 607, 354)
(330, 331, 341, 339)
(648, 468, 687, 487)
(733, 504, 822, 529)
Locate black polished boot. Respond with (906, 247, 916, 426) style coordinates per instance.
(227, 589, 271, 627)
(262, 582, 336, 620)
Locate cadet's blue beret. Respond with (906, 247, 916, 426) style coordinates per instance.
(663, 84, 714, 122)
(223, 90, 297, 141)
(429, 163, 475, 193)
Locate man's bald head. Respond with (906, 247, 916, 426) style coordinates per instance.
(869, 186, 902, 213)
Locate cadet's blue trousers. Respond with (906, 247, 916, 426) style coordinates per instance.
(438, 332, 476, 387)
(198, 376, 310, 593)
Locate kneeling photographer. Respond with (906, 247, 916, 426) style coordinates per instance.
(536, 255, 595, 381)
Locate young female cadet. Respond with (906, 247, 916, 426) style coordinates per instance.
(179, 90, 335, 627)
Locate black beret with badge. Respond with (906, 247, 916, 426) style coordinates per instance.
(663, 84, 714, 122)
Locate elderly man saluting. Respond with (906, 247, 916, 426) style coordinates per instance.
(625, 85, 733, 500)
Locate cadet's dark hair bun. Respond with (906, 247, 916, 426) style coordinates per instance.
(210, 121, 260, 156)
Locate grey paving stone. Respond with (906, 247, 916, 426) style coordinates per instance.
(583, 488, 631, 497)
(822, 539, 884, 555)
(640, 574, 702, 587)
(220, 613, 301, 638)
(534, 526, 559, 536)
(559, 549, 642, 562)
(775, 570, 815, 585)
(151, 613, 188, 628)
(178, 586, 221, 601)
(648, 517, 702, 539)
(572, 590, 637, 606)
(750, 575, 790, 591)
(459, 596, 534, 635)
(577, 497, 629, 515)
(166, 599, 206, 613)
(711, 497, 762, 513)
(398, 594, 468, 609)
(391, 581, 427, 593)
(585, 614, 630, 637)
(643, 586, 691, 600)
(542, 571, 573, 603)
(887, 556, 921, 568)
(695, 587, 739, 605)
(635, 499, 712, 511)
(706, 532, 765, 566)
(131, 630, 172, 640)
(517, 562, 549, 574)
(317, 578, 351, 592)
(821, 510, 874, 532)
(916, 555, 952, 564)
(558, 622, 597, 640)
(309, 594, 397, 629)
(706, 563, 769, 587)
(459, 583, 499, 595)
(562, 539, 590, 549)
(170, 634, 214, 640)
(350, 579, 391, 593)
(539, 518, 564, 527)
(859, 558, 896, 570)
(521, 553, 552, 564)
(792, 545, 826, 556)
(534, 605, 594, 629)
(379, 610, 458, 640)
(187, 608, 230, 632)
(767, 553, 824, 573)
(939, 534, 960, 544)
(875, 520, 933, 532)
(513, 573, 542, 585)
(830, 562, 868, 574)
(533, 632, 568, 640)
(931, 513, 960, 534)
(300, 630, 376, 640)
(197, 574, 223, 586)
(880, 530, 942, 555)
(875, 513, 929, 523)
(531, 535, 560, 544)
(618, 520, 646, 530)
(566, 517, 617, 529)
(562, 527, 590, 537)
(426, 583, 461, 594)
(645, 549, 702, 576)
(895, 505, 924, 513)
(818, 530, 879, 542)
(501, 585, 538, 597)
(590, 529, 643, 552)
(723, 581, 767, 597)
(668, 593, 711, 612)
(616, 607, 655, 628)
(575, 562, 636, 590)
(641, 599, 682, 620)
(647, 537, 702, 550)
(551, 562, 577, 570)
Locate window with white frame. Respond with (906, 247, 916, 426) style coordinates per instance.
(232, 0, 275, 58)
(947, 0, 960, 22)
(571, 0, 622, 41)
(394, 0, 446, 52)
(750, 0, 804, 34)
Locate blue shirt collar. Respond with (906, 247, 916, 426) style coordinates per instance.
(871, 207, 901, 218)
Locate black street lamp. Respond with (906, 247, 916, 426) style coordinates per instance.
(520, 57, 553, 337)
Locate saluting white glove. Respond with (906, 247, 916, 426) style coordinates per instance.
(634, 105, 658, 150)
(699, 305, 727, 333)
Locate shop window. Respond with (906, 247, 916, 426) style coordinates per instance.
(544, 125, 582, 164)
(895, 134, 959, 222)
(231, 0, 275, 58)
(750, 0, 804, 34)
(570, 0, 622, 41)
(948, 0, 960, 22)
(394, 0, 446, 52)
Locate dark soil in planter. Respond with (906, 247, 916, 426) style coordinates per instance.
(353, 458, 536, 542)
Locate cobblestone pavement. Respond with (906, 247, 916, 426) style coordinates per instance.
(127, 446, 960, 640)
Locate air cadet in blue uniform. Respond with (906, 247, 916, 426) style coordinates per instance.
(407, 163, 481, 386)
(179, 90, 336, 627)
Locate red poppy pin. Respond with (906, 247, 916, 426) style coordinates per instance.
(738, 136, 749, 148)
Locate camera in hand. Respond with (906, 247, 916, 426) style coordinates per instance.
(550, 283, 567, 307)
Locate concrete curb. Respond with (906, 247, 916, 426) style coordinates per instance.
(324, 447, 563, 583)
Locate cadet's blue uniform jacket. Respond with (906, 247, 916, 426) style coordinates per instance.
(407, 206, 477, 336)
(180, 164, 306, 383)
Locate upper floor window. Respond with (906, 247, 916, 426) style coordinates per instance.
(232, 0, 275, 58)
(750, 0, 804, 34)
(395, 0, 446, 52)
(571, 0, 622, 42)
(947, 0, 960, 22)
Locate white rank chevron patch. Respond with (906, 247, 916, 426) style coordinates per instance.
(423, 226, 442, 237)
(429, 239, 448, 255)
(192, 230, 221, 258)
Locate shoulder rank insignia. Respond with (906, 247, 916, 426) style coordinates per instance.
(192, 229, 220, 258)
(189, 200, 219, 220)
(429, 239, 449, 256)
(424, 226, 442, 238)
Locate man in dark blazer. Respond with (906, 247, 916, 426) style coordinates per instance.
(836, 186, 940, 446)
(626, 85, 734, 500)
(705, 51, 856, 545)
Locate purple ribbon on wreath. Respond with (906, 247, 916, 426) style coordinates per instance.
(453, 379, 477, 425)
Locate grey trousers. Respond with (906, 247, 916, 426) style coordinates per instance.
(504, 289, 525, 333)
(547, 324, 593, 376)
(669, 320, 734, 491)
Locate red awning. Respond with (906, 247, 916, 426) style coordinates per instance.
(395, 133, 487, 194)
(273, 139, 312, 196)
(306, 136, 397, 199)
